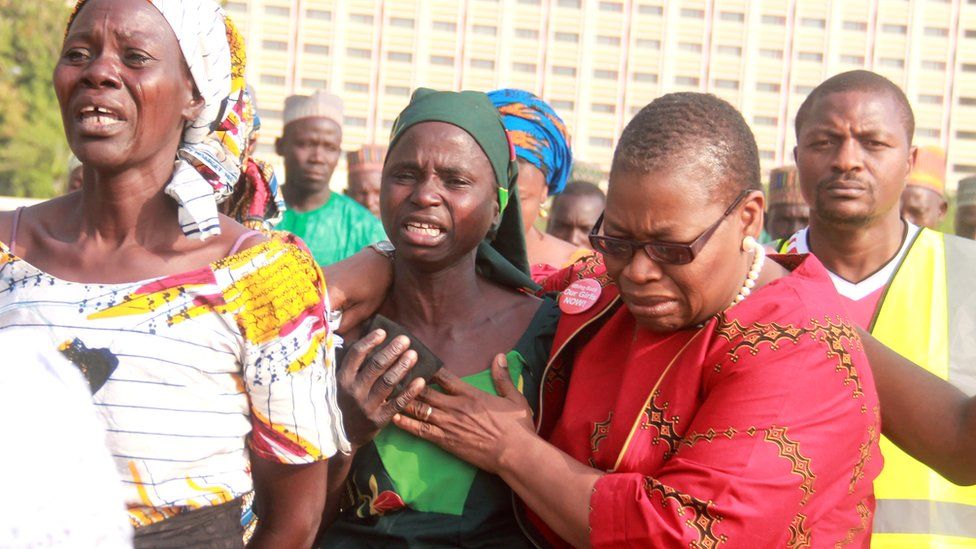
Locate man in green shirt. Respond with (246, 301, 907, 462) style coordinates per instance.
(274, 90, 386, 266)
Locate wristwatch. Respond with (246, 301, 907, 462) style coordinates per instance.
(368, 240, 395, 260)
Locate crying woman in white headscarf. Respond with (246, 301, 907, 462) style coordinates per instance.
(0, 0, 349, 546)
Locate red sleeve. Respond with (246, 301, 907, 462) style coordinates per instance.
(588, 307, 879, 548)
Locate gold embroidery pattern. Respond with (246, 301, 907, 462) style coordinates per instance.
(764, 426, 817, 506)
(849, 406, 880, 494)
(788, 513, 812, 548)
(641, 390, 683, 460)
(588, 412, 613, 467)
(644, 478, 727, 549)
(834, 500, 871, 548)
(715, 315, 864, 399)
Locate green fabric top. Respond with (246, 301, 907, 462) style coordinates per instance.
(275, 192, 386, 266)
(325, 297, 560, 547)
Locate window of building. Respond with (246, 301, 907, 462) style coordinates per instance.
(589, 136, 614, 147)
(639, 4, 664, 15)
(553, 65, 577, 76)
(598, 35, 622, 46)
(556, 32, 579, 43)
(516, 28, 540, 39)
(345, 116, 367, 127)
(301, 78, 327, 88)
(925, 60, 949, 71)
(917, 128, 941, 138)
(592, 103, 616, 114)
(794, 84, 814, 94)
(513, 62, 536, 72)
(957, 130, 976, 139)
(304, 43, 330, 55)
(762, 14, 786, 25)
(843, 20, 867, 31)
(473, 24, 497, 36)
(594, 69, 619, 79)
(518, 0, 541, 4)
(879, 57, 905, 68)
(599, 1, 624, 12)
(558, 0, 581, 7)
(801, 17, 826, 28)
(798, 51, 824, 62)
(882, 23, 908, 34)
(840, 54, 865, 64)
(955, 164, 976, 173)
(260, 74, 286, 86)
(385, 85, 410, 96)
(470, 58, 496, 69)
(925, 27, 949, 37)
(265, 5, 289, 16)
(350, 13, 373, 24)
(262, 40, 288, 51)
(347, 47, 371, 59)
(757, 82, 781, 92)
(382, 119, 395, 129)
(306, 9, 331, 20)
(679, 42, 703, 53)
(919, 94, 943, 104)
(225, 2, 246, 12)
(675, 75, 701, 86)
(681, 8, 704, 18)
(552, 100, 575, 110)
(261, 110, 282, 122)
(760, 48, 783, 59)
(431, 55, 455, 65)
(966, 30, 976, 39)
(632, 72, 659, 82)
(960, 97, 976, 106)
(390, 17, 414, 28)
(760, 150, 776, 161)
(754, 115, 778, 126)
(720, 11, 745, 22)
(433, 21, 457, 32)
(344, 82, 369, 92)
(714, 79, 739, 90)
(717, 45, 743, 56)
(387, 51, 412, 62)
(636, 38, 662, 49)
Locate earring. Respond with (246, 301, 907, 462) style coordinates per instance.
(742, 235, 759, 252)
(538, 202, 549, 219)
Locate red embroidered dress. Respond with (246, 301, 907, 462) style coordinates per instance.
(529, 254, 882, 547)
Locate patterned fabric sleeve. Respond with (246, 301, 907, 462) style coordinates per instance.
(588, 300, 881, 547)
(236, 238, 349, 464)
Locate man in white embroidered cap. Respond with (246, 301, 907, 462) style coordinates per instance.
(275, 90, 386, 266)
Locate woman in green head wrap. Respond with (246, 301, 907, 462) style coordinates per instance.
(321, 89, 557, 546)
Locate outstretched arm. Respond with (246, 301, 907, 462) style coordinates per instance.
(323, 249, 394, 334)
(861, 328, 976, 485)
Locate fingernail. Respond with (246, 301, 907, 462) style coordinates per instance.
(392, 413, 401, 421)
(373, 329, 386, 341)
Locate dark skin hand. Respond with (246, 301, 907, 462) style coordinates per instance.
(30, 1, 326, 544)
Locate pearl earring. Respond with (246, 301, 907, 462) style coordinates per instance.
(730, 236, 766, 307)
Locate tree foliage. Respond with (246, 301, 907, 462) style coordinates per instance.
(0, 0, 71, 198)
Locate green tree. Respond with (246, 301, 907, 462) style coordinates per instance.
(0, 0, 71, 198)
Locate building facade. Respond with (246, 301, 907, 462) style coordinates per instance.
(227, 0, 976, 191)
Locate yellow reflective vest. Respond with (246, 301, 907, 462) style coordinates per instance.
(786, 228, 976, 547)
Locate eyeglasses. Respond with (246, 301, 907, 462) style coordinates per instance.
(588, 190, 752, 265)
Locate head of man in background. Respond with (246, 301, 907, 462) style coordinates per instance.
(546, 180, 606, 249)
(275, 90, 344, 212)
(956, 176, 976, 240)
(346, 144, 386, 218)
(764, 165, 809, 241)
(899, 145, 947, 229)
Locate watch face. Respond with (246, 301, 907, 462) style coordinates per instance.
(376, 241, 395, 253)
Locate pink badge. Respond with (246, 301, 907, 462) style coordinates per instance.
(559, 278, 602, 315)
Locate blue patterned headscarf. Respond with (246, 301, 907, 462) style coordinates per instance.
(488, 89, 572, 196)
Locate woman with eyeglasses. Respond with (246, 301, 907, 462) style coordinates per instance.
(329, 93, 881, 546)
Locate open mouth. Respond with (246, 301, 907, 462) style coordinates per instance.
(75, 105, 126, 131)
(404, 221, 444, 238)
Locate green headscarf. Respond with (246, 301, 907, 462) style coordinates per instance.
(388, 88, 538, 292)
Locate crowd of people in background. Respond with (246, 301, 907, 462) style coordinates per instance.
(3, 0, 976, 548)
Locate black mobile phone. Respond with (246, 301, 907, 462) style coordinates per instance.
(365, 314, 444, 394)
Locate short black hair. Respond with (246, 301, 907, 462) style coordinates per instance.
(556, 180, 606, 203)
(794, 70, 914, 141)
(612, 92, 761, 202)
